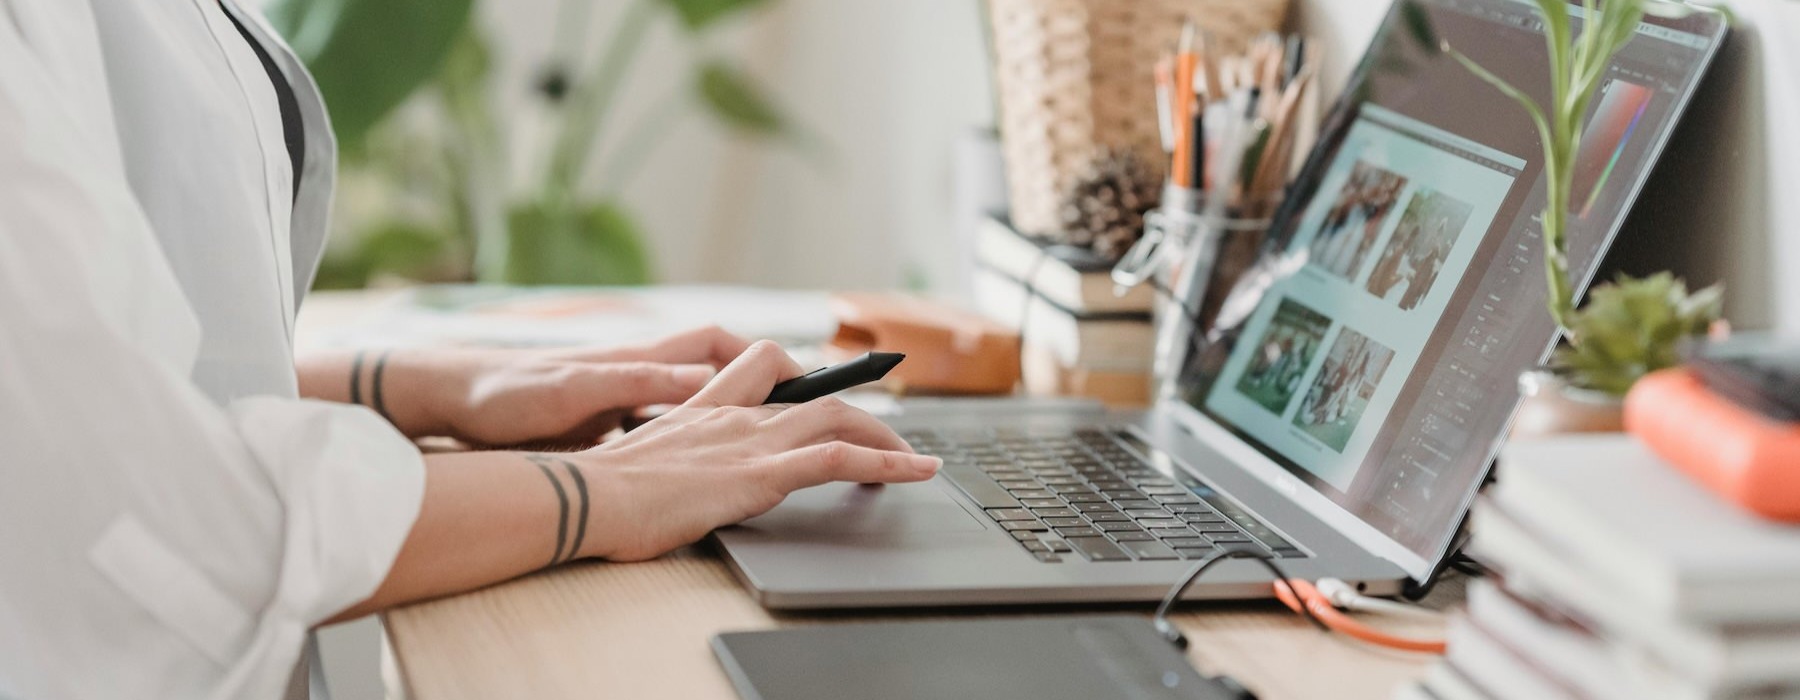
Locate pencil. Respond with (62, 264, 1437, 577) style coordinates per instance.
(1248, 70, 1314, 216)
(1259, 37, 1286, 121)
(1155, 55, 1175, 152)
(1190, 109, 1207, 189)
(1170, 22, 1198, 188)
(1196, 29, 1223, 103)
(1283, 35, 1307, 86)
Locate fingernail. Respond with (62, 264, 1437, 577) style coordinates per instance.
(919, 456, 944, 474)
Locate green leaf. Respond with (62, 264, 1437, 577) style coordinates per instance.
(1399, 1, 1440, 51)
(312, 252, 372, 290)
(1553, 273, 1723, 396)
(659, 0, 771, 31)
(268, 0, 475, 152)
(695, 61, 787, 136)
(437, 20, 492, 94)
(314, 221, 456, 289)
(503, 201, 654, 285)
(358, 221, 453, 276)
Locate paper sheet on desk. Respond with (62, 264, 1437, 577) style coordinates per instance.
(301, 285, 837, 357)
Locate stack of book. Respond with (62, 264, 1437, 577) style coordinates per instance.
(1399, 435, 1800, 700)
(971, 216, 1156, 406)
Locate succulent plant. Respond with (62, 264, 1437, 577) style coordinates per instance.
(1551, 272, 1722, 397)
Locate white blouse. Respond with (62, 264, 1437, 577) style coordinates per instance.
(0, 1, 424, 698)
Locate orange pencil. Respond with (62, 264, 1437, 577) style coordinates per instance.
(1170, 22, 1198, 188)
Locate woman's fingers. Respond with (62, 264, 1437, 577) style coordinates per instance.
(761, 442, 941, 493)
(661, 325, 756, 367)
(758, 396, 915, 454)
(567, 362, 717, 411)
(556, 326, 755, 368)
(687, 340, 805, 408)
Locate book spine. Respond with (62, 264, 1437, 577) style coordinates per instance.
(1467, 503, 1731, 684)
(972, 269, 1153, 371)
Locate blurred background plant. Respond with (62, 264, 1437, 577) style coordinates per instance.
(270, 0, 797, 288)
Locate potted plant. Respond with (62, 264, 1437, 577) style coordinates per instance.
(273, 0, 795, 288)
(1445, 0, 1724, 437)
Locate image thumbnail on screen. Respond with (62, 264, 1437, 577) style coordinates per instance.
(1308, 162, 1409, 280)
(1234, 299, 1333, 415)
(1365, 190, 1474, 311)
(1292, 329, 1397, 452)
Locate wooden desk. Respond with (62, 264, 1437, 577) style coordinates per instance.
(300, 288, 1457, 699)
(384, 547, 1460, 699)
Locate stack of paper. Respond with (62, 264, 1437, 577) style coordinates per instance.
(1399, 435, 1800, 700)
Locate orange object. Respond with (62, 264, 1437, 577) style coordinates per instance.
(1271, 579, 1446, 654)
(825, 293, 1020, 395)
(1170, 24, 1199, 188)
(1625, 368, 1800, 522)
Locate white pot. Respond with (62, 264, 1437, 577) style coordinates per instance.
(1510, 369, 1626, 440)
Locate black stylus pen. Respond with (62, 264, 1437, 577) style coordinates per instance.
(763, 352, 905, 405)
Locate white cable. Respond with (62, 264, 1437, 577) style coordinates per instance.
(1315, 578, 1446, 622)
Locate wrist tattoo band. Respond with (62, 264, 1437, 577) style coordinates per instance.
(348, 350, 395, 423)
(560, 458, 591, 563)
(526, 455, 570, 568)
(369, 350, 393, 422)
(526, 454, 591, 566)
(348, 351, 366, 406)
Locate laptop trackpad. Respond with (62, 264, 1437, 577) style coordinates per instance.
(738, 479, 988, 538)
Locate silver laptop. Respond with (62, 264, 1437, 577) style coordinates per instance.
(716, 0, 1728, 609)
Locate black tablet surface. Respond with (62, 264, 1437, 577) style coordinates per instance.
(712, 615, 1244, 700)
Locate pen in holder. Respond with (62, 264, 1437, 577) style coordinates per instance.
(1113, 184, 1272, 398)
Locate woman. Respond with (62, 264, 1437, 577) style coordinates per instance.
(0, 2, 938, 698)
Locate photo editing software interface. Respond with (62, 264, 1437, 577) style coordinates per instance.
(1178, 0, 1719, 562)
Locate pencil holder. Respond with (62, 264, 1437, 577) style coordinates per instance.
(1113, 184, 1272, 394)
(985, 0, 1289, 237)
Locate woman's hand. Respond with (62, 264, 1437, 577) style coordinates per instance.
(297, 326, 759, 447)
(332, 340, 936, 620)
(415, 326, 759, 447)
(573, 341, 941, 562)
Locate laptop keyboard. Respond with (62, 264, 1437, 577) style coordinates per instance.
(902, 427, 1308, 564)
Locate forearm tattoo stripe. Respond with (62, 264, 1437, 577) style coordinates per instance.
(526, 455, 570, 568)
(349, 351, 367, 406)
(370, 350, 394, 422)
(558, 459, 590, 563)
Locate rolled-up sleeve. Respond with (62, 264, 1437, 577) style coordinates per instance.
(0, 5, 423, 699)
(230, 398, 426, 624)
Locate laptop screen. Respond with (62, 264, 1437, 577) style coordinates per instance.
(1175, 0, 1725, 567)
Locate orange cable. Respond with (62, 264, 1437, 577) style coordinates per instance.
(1272, 579, 1448, 654)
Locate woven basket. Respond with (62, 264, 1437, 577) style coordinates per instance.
(988, 0, 1289, 237)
